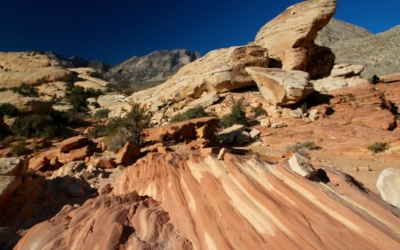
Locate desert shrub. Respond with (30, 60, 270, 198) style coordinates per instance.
(219, 101, 248, 128)
(170, 106, 209, 123)
(103, 103, 151, 152)
(286, 140, 319, 153)
(10, 113, 70, 139)
(368, 75, 380, 84)
(50, 94, 62, 104)
(300, 103, 308, 113)
(0, 87, 8, 92)
(11, 141, 30, 156)
(65, 86, 104, 112)
(368, 142, 389, 153)
(122, 89, 135, 97)
(10, 83, 39, 97)
(346, 93, 356, 101)
(93, 108, 110, 119)
(0, 103, 18, 117)
(395, 114, 400, 120)
(251, 106, 267, 117)
(0, 135, 25, 147)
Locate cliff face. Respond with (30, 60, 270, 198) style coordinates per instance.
(104, 49, 200, 89)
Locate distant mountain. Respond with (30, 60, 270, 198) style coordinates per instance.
(315, 17, 373, 47)
(329, 25, 400, 78)
(45, 52, 111, 73)
(104, 49, 200, 90)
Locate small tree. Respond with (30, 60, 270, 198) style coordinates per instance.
(219, 100, 248, 128)
(65, 86, 103, 112)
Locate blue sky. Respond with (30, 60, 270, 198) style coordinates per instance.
(0, 0, 399, 65)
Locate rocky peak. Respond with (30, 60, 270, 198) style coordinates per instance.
(104, 49, 200, 89)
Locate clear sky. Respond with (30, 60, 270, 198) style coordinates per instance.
(0, 0, 399, 65)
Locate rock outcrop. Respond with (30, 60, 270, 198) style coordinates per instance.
(377, 168, 400, 209)
(128, 45, 268, 107)
(254, 0, 336, 77)
(246, 67, 314, 105)
(8, 97, 53, 115)
(14, 192, 193, 250)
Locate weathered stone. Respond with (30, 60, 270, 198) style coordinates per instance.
(0, 158, 28, 176)
(218, 148, 231, 160)
(288, 153, 317, 179)
(330, 67, 354, 77)
(246, 67, 314, 105)
(260, 118, 271, 127)
(290, 108, 303, 118)
(236, 131, 250, 145)
(217, 124, 244, 144)
(0, 176, 22, 209)
(377, 168, 400, 209)
(116, 141, 141, 165)
(249, 129, 261, 139)
(60, 136, 89, 153)
(61, 145, 89, 164)
(201, 147, 221, 157)
(309, 109, 319, 122)
(51, 161, 86, 178)
(271, 122, 285, 128)
(187, 91, 220, 108)
(65, 183, 85, 197)
(93, 158, 116, 169)
(255, 0, 337, 77)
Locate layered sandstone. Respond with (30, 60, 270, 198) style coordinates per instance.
(128, 45, 268, 107)
(255, 0, 337, 77)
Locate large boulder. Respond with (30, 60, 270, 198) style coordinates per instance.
(246, 67, 314, 105)
(128, 45, 268, 107)
(59, 136, 89, 153)
(0, 158, 28, 176)
(254, 0, 337, 77)
(377, 168, 400, 209)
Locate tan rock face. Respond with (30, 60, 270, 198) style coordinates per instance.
(14, 192, 193, 250)
(255, 0, 337, 77)
(246, 67, 314, 105)
(9, 97, 53, 114)
(128, 45, 268, 107)
(111, 152, 400, 249)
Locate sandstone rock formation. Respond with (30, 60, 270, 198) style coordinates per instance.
(377, 168, 400, 209)
(315, 17, 373, 47)
(128, 45, 268, 107)
(105, 49, 200, 90)
(255, 0, 337, 77)
(14, 192, 193, 250)
(8, 97, 53, 115)
(246, 67, 314, 105)
(111, 152, 400, 249)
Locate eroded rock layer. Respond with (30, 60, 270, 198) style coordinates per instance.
(14, 192, 193, 250)
(112, 152, 400, 250)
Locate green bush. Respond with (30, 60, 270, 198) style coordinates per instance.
(170, 106, 209, 123)
(65, 86, 104, 112)
(93, 108, 110, 119)
(251, 106, 267, 117)
(10, 112, 71, 139)
(0, 135, 25, 147)
(368, 142, 389, 153)
(103, 103, 151, 151)
(219, 101, 248, 128)
(10, 83, 39, 97)
(11, 141, 30, 156)
(122, 89, 135, 97)
(286, 140, 319, 153)
(0, 103, 18, 117)
(346, 93, 356, 101)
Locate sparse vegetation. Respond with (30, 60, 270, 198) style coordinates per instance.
(10, 112, 72, 139)
(368, 75, 380, 84)
(11, 141, 30, 156)
(286, 140, 320, 154)
(0, 136, 25, 147)
(10, 83, 39, 97)
(102, 103, 151, 152)
(93, 108, 111, 119)
(251, 106, 267, 117)
(346, 93, 356, 101)
(170, 106, 209, 123)
(368, 142, 389, 153)
(300, 103, 308, 113)
(219, 101, 248, 128)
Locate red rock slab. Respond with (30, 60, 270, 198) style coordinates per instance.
(115, 141, 140, 165)
(59, 145, 89, 164)
(59, 135, 89, 153)
(141, 117, 218, 142)
(28, 148, 60, 171)
(14, 192, 193, 250)
(113, 152, 400, 250)
(380, 73, 400, 83)
(93, 158, 116, 169)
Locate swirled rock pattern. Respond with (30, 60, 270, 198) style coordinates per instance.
(112, 152, 400, 250)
